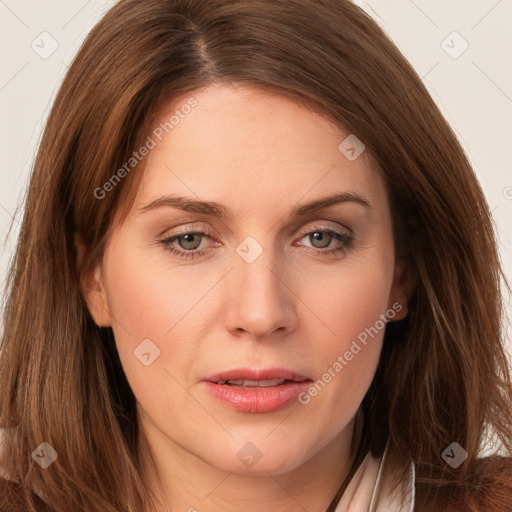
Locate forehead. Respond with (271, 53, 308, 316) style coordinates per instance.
(128, 84, 388, 221)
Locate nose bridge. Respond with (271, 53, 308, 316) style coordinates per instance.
(225, 234, 296, 339)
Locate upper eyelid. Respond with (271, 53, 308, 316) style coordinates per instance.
(161, 222, 352, 246)
(298, 222, 352, 236)
(160, 223, 216, 238)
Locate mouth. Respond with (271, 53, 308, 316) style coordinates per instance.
(215, 378, 302, 388)
(202, 368, 312, 413)
(204, 368, 311, 387)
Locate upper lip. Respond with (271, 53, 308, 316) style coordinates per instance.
(203, 367, 311, 383)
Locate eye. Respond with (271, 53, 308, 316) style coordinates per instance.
(159, 223, 354, 260)
(159, 227, 218, 260)
(296, 225, 354, 257)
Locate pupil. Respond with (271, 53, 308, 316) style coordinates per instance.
(312, 232, 331, 248)
(180, 234, 201, 250)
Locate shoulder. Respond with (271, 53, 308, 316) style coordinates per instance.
(0, 476, 52, 511)
(420, 456, 512, 512)
(469, 455, 512, 507)
(0, 431, 52, 511)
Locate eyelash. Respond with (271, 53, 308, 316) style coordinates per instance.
(159, 224, 354, 261)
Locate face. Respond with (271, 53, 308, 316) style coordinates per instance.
(83, 84, 409, 476)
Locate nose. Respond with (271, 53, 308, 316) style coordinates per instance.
(224, 243, 298, 341)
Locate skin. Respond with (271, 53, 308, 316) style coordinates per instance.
(81, 83, 410, 512)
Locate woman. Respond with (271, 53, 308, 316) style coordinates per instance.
(1, 0, 511, 510)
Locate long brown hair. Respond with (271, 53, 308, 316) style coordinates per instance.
(1, 0, 511, 510)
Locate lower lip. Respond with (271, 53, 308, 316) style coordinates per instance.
(202, 381, 312, 413)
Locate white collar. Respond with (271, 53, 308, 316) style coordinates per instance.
(335, 443, 415, 511)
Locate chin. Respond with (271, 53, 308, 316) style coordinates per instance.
(207, 440, 310, 476)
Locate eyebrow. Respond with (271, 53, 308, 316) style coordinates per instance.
(139, 192, 372, 217)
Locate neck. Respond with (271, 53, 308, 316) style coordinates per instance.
(138, 410, 363, 512)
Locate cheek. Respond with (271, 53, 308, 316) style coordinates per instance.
(100, 242, 191, 376)
(100, 239, 226, 406)
(295, 256, 393, 411)
(102, 241, 209, 338)
(301, 257, 393, 347)
(101, 247, 202, 420)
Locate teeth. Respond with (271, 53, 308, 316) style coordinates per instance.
(217, 378, 287, 387)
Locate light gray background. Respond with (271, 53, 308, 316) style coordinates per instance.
(1, 0, 511, 354)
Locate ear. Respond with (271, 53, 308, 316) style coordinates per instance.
(74, 233, 111, 327)
(387, 258, 415, 321)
